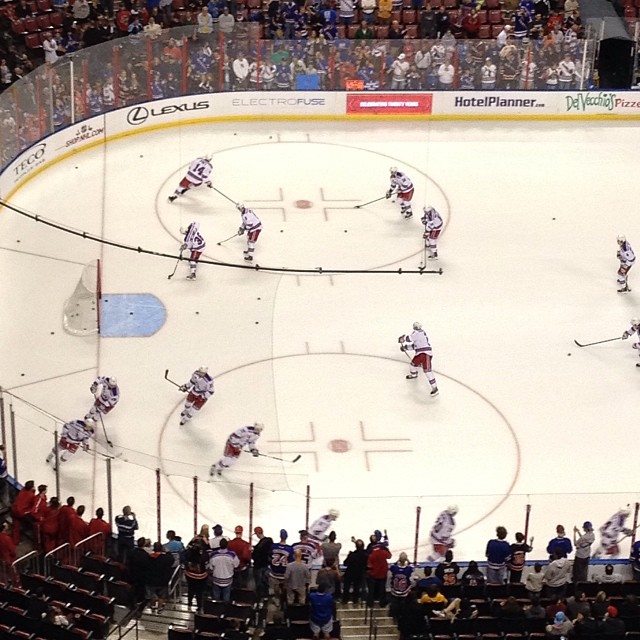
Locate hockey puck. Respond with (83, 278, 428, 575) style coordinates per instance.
(195, 311, 199, 315)
(255, 321, 259, 324)
(344, 230, 348, 233)
(50, 331, 54, 335)
(280, 229, 283, 233)
(567, 353, 571, 356)
(552, 217, 556, 220)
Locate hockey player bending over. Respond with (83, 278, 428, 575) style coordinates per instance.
(86, 376, 119, 422)
(210, 422, 264, 477)
(428, 505, 457, 562)
(179, 366, 214, 425)
(181, 222, 206, 280)
(46, 418, 95, 470)
(168, 155, 213, 202)
(622, 318, 640, 368)
(387, 167, 414, 219)
(399, 322, 439, 396)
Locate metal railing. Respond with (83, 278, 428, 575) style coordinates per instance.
(74, 531, 106, 563)
(44, 542, 72, 576)
(11, 549, 40, 577)
(167, 564, 183, 604)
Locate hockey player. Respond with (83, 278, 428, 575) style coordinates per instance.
(308, 509, 340, 545)
(168, 155, 213, 202)
(386, 167, 414, 219)
(594, 506, 633, 558)
(46, 418, 96, 470)
(236, 203, 262, 262)
(421, 206, 443, 260)
(399, 322, 439, 396)
(86, 376, 119, 422)
(179, 366, 214, 425)
(210, 422, 264, 477)
(428, 505, 458, 562)
(622, 318, 640, 368)
(616, 235, 635, 293)
(180, 222, 206, 280)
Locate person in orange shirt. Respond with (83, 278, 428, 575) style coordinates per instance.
(377, 0, 392, 24)
(88, 508, 112, 557)
(227, 525, 252, 588)
(10, 480, 36, 544)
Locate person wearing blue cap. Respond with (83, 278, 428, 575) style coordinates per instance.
(268, 529, 293, 608)
(573, 521, 595, 583)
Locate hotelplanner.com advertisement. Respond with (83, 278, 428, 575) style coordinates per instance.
(346, 93, 433, 115)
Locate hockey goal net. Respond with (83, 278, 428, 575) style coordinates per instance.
(63, 259, 101, 336)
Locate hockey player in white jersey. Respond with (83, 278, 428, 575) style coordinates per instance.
(386, 167, 414, 219)
(622, 318, 640, 368)
(422, 206, 443, 260)
(308, 509, 340, 546)
(46, 418, 95, 469)
(236, 203, 262, 262)
(86, 376, 119, 422)
(168, 156, 213, 202)
(593, 505, 633, 558)
(399, 322, 439, 396)
(179, 366, 214, 425)
(181, 222, 206, 280)
(428, 505, 458, 562)
(617, 235, 635, 293)
(210, 423, 263, 476)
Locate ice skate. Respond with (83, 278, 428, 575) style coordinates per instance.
(618, 285, 631, 293)
(430, 387, 439, 396)
(186, 273, 196, 280)
(244, 254, 253, 262)
(406, 372, 418, 379)
(168, 195, 177, 203)
(636, 363, 640, 368)
(428, 252, 438, 260)
(403, 211, 413, 219)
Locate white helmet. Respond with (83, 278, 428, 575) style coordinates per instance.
(389, 166, 398, 175)
(107, 377, 117, 388)
(328, 508, 340, 519)
(204, 153, 213, 162)
(253, 422, 264, 433)
(618, 234, 626, 244)
(84, 418, 96, 432)
(620, 505, 631, 516)
(423, 206, 435, 216)
(197, 366, 208, 376)
(447, 504, 458, 515)
(633, 318, 640, 327)
(413, 322, 422, 331)
(236, 202, 246, 213)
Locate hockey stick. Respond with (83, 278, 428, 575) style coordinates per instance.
(256, 452, 302, 463)
(354, 195, 387, 209)
(213, 187, 238, 206)
(164, 369, 183, 389)
(573, 336, 621, 347)
(93, 393, 113, 448)
(216, 232, 240, 246)
(418, 238, 428, 270)
(167, 249, 183, 280)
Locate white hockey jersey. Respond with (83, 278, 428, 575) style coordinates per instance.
(91, 376, 120, 408)
(600, 509, 632, 542)
(187, 370, 214, 398)
(186, 157, 212, 186)
(405, 329, 433, 354)
(240, 208, 262, 233)
(618, 241, 636, 266)
(430, 510, 455, 545)
(184, 222, 206, 252)
(62, 420, 94, 445)
(390, 171, 413, 196)
(308, 515, 332, 541)
(228, 425, 261, 450)
(422, 207, 443, 232)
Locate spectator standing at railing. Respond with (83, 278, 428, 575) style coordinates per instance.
(196, 6, 213, 34)
(209, 538, 240, 602)
(437, 59, 454, 89)
(485, 526, 511, 584)
(360, 0, 376, 23)
(43, 34, 59, 65)
(572, 521, 594, 583)
(519, 56, 537, 89)
(0, 522, 17, 565)
(0, 445, 8, 505)
(377, 0, 392, 24)
(10, 480, 36, 544)
(435, 6, 450, 38)
(40, 497, 61, 553)
(366, 541, 392, 607)
(127, 538, 151, 604)
(163, 530, 185, 567)
(219, 6, 235, 34)
(232, 52, 250, 90)
(547, 524, 572, 559)
(419, 5, 437, 38)
(228, 525, 252, 588)
(69, 505, 89, 548)
(388, 52, 410, 88)
(558, 52, 578, 89)
(340, 0, 356, 25)
(115, 505, 138, 563)
(88, 508, 112, 556)
(513, 8, 530, 38)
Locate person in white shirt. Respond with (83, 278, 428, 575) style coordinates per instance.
(218, 6, 235, 33)
(557, 52, 577, 89)
(437, 61, 454, 90)
(233, 53, 249, 90)
(196, 6, 213, 34)
(481, 57, 497, 89)
(388, 53, 410, 90)
(43, 34, 58, 64)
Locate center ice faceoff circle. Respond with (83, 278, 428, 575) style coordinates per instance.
(155, 142, 450, 271)
(158, 352, 520, 535)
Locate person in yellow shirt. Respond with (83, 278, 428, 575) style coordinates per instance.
(377, 0, 392, 24)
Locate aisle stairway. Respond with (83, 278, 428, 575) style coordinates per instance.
(336, 602, 398, 640)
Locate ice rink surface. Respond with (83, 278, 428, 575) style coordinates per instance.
(1, 119, 639, 562)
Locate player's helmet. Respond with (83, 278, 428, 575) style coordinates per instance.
(107, 377, 117, 387)
(84, 418, 96, 431)
(618, 234, 626, 244)
(447, 504, 458, 515)
(236, 202, 246, 213)
(328, 508, 340, 519)
(423, 206, 435, 216)
(389, 166, 398, 175)
(621, 505, 631, 516)
(204, 153, 213, 162)
(197, 366, 208, 375)
(253, 422, 264, 433)
(632, 318, 640, 327)
(413, 322, 422, 331)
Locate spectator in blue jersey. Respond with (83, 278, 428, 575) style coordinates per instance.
(485, 526, 511, 584)
(415, 566, 442, 591)
(546, 524, 572, 559)
(269, 529, 294, 608)
(342, 538, 367, 604)
(309, 583, 334, 640)
(366, 528, 389, 553)
(389, 552, 414, 623)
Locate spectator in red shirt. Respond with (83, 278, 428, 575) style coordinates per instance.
(69, 505, 90, 548)
(88, 508, 112, 557)
(0, 521, 17, 565)
(41, 497, 61, 553)
(227, 525, 252, 588)
(31, 484, 48, 549)
(58, 496, 76, 546)
(366, 543, 391, 607)
(11, 480, 36, 544)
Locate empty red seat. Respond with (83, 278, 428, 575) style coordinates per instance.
(23, 16, 38, 31)
(376, 24, 389, 37)
(36, 13, 51, 29)
(402, 8, 416, 22)
(488, 9, 502, 22)
(404, 23, 417, 36)
(50, 11, 62, 26)
(625, 5, 636, 16)
(171, 0, 184, 10)
(37, 0, 53, 10)
(24, 32, 41, 47)
(11, 18, 27, 34)
(476, 9, 487, 22)
(391, 9, 401, 21)
(491, 22, 503, 35)
(348, 23, 359, 37)
(478, 23, 491, 37)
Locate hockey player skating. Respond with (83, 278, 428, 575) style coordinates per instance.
(399, 322, 439, 396)
(422, 206, 443, 260)
(210, 422, 264, 477)
(179, 366, 214, 425)
(45, 418, 95, 470)
(386, 167, 414, 219)
(181, 222, 206, 280)
(616, 235, 635, 293)
(86, 376, 119, 422)
(622, 318, 640, 368)
(428, 505, 457, 562)
(236, 203, 262, 262)
(593, 505, 633, 558)
(168, 155, 213, 202)
(308, 509, 340, 548)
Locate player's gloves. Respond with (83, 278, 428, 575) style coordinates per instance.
(206, 181, 213, 188)
(633, 343, 640, 350)
(423, 232, 428, 240)
(617, 252, 621, 259)
(180, 243, 187, 251)
(251, 448, 259, 457)
(90, 383, 97, 394)
(179, 384, 188, 392)
(397, 335, 406, 344)
(238, 227, 245, 236)
(400, 344, 408, 352)
(449, 539, 456, 548)
(385, 189, 392, 199)
(623, 332, 630, 340)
